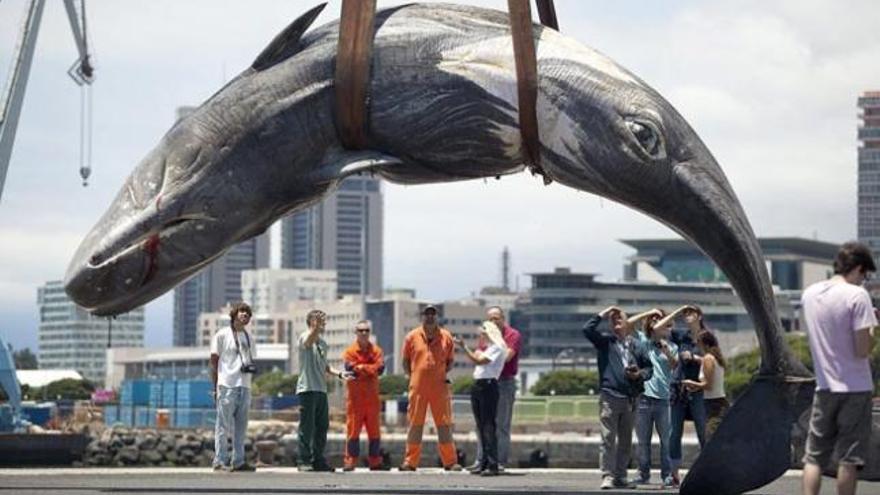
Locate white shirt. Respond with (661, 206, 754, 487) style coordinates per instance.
(473, 344, 506, 380)
(210, 326, 257, 389)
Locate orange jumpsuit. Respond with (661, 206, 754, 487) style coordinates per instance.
(343, 341, 385, 469)
(402, 326, 457, 468)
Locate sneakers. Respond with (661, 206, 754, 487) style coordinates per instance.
(342, 464, 356, 472)
(480, 468, 500, 477)
(312, 464, 335, 473)
(443, 463, 463, 471)
(212, 464, 228, 472)
(230, 463, 256, 472)
(398, 464, 417, 472)
(612, 479, 637, 489)
(670, 472, 681, 488)
(297, 465, 314, 472)
(662, 476, 676, 489)
(600, 476, 615, 490)
(635, 475, 651, 485)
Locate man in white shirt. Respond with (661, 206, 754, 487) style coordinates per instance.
(210, 302, 257, 472)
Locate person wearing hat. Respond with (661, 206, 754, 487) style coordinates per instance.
(454, 321, 509, 476)
(399, 304, 462, 471)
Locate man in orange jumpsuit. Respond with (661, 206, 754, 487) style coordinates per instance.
(399, 305, 462, 471)
(342, 319, 386, 471)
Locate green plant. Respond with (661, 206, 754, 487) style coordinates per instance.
(530, 370, 599, 396)
(452, 376, 475, 395)
(39, 378, 94, 400)
(253, 370, 298, 396)
(379, 374, 409, 397)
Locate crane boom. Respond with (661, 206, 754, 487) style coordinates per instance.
(0, 0, 46, 203)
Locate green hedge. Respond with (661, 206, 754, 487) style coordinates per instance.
(530, 370, 599, 396)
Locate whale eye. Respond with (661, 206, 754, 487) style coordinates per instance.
(625, 119, 665, 160)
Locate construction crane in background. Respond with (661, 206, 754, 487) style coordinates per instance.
(0, 0, 94, 203)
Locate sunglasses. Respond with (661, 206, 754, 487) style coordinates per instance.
(356, 328, 370, 334)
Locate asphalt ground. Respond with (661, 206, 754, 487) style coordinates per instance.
(2, 467, 879, 495)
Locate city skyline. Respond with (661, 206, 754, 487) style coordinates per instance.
(1, 1, 879, 352)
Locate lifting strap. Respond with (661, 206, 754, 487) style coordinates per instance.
(333, 0, 559, 183)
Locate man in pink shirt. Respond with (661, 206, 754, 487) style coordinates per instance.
(469, 306, 522, 472)
(801, 241, 877, 495)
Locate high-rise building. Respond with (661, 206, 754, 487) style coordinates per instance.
(38, 281, 144, 385)
(858, 91, 880, 251)
(173, 233, 270, 346)
(241, 268, 337, 315)
(280, 176, 383, 298)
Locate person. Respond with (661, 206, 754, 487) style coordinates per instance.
(296, 309, 354, 472)
(400, 305, 462, 471)
(454, 321, 509, 476)
(342, 320, 387, 471)
(681, 330, 727, 441)
(469, 306, 522, 473)
(653, 304, 708, 486)
(210, 302, 257, 472)
(629, 308, 678, 488)
(583, 306, 653, 490)
(801, 242, 877, 495)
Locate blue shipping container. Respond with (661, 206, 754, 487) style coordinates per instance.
(134, 407, 154, 427)
(148, 381, 163, 408)
(21, 404, 54, 426)
(104, 404, 118, 425)
(161, 380, 177, 407)
(174, 408, 216, 428)
(270, 395, 299, 410)
(176, 380, 213, 408)
(119, 406, 134, 427)
(120, 380, 152, 406)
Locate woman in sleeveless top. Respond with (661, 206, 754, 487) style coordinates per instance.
(682, 330, 728, 441)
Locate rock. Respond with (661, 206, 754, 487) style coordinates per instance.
(165, 451, 179, 463)
(142, 450, 163, 464)
(140, 435, 159, 451)
(122, 435, 136, 446)
(117, 446, 140, 465)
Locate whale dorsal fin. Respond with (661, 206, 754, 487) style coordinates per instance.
(252, 3, 327, 71)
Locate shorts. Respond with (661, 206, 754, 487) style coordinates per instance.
(802, 390, 872, 468)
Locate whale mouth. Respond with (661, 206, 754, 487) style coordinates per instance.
(86, 214, 216, 269)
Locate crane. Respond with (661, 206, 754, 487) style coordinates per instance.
(0, 0, 94, 203)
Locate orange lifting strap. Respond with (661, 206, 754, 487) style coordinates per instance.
(334, 0, 559, 182)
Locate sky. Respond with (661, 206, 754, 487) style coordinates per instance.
(0, 1, 878, 353)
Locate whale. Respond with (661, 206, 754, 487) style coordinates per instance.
(64, 4, 814, 493)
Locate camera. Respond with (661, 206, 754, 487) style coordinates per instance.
(240, 363, 256, 374)
(653, 340, 663, 349)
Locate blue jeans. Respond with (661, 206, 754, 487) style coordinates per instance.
(636, 396, 671, 481)
(214, 386, 251, 467)
(474, 377, 517, 466)
(669, 389, 706, 469)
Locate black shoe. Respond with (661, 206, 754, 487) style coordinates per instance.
(231, 463, 256, 472)
(369, 465, 391, 471)
(480, 469, 500, 477)
(313, 464, 335, 472)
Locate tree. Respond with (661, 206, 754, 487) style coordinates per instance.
(13, 348, 37, 370)
(530, 370, 599, 396)
(379, 374, 409, 397)
(252, 370, 299, 396)
(452, 376, 475, 395)
(39, 378, 94, 400)
(726, 334, 814, 400)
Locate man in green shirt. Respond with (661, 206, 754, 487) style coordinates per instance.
(296, 309, 353, 472)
